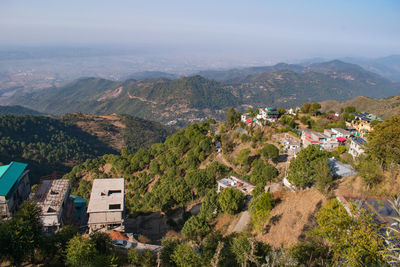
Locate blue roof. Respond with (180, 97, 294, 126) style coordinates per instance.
(352, 137, 367, 146)
(0, 161, 28, 198)
(355, 112, 382, 122)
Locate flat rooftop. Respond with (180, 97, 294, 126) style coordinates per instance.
(217, 176, 255, 195)
(33, 179, 70, 215)
(87, 178, 124, 213)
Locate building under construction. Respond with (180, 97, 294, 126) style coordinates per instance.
(33, 179, 76, 232)
(87, 178, 125, 232)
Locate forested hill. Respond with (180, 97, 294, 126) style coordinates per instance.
(0, 113, 174, 180)
(7, 76, 238, 125)
(0, 105, 42, 115)
(4, 60, 399, 125)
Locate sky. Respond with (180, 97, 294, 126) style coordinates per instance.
(0, 0, 399, 60)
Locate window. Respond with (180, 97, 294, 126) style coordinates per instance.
(108, 190, 121, 196)
(109, 204, 121, 210)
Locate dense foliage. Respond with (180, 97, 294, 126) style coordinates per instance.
(65, 122, 229, 215)
(312, 199, 386, 266)
(218, 188, 245, 215)
(367, 115, 400, 168)
(287, 145, 331, 189)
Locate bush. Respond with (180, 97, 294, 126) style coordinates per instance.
(249, 192, 274, 230)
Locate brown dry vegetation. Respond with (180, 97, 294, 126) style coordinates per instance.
(256, 189, 326, 249)
(320, 95, 400, 119)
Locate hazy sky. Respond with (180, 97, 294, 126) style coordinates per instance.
(1, 0, 399, 60)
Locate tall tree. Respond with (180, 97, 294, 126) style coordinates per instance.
(287, 145, 329, 189)
(313, 199, 385, 266)
(0, 200, 42, 266)
(218, 188, 245, 215)
(367, 116, 400, 168)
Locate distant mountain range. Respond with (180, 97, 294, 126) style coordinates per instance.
(2, 60, 399, 125)
(123, 71, 178, 81)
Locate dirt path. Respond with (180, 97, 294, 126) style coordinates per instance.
(216, 152, 236, 171)
(233, 210, 250, 233)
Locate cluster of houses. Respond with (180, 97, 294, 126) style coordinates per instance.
(239, 107, 378, 160)
(301, 128, 350, 151)
(241, 107, 281, 127)
(0, 162, 125, 235)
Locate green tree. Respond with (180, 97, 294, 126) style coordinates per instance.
(344, 106, 356, 113)
(313, 158, 333, 194)
(90, 232, 111, 254)
(356, 157, 383, 189)
(236, 148, 251, 166)
(226, 107, 240, 129)
(182, 215, 211, 239)
(309, 102, 321, 115)
(231, 233, 270, 266)
(288, 240, 332, 266)
(277, 108, 286, 115)
(65, 235, 98, 267)
(312, 199, 385, 266)
(301, 103, 311, 113)
(218, 188, 245, 214)
(249, 192, 274, 230)
(128, 248, 155, 267)
(172, 243, 201, 267)
(260, 144, 279, 163)
(367, 116, 400, 168)
(287, 145, 329, 189)
(0, 200, 42, 266)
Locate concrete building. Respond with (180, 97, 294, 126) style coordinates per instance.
(88, 178, 125, 232)
(241, 113, 251, 123)
(33, 179, 75, 232)
(217, 176, 255, 195)
(282, 133, 301, 158)
(348, 113, 382, 137)
(331, 128, 351, 139)
(349, 137, 367, 158)
(256, 107, 280, 123)
(301, 129, 339, 151)
(0, 162, 30, 220)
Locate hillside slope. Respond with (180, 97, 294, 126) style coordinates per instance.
(0, 105, 43, 115)
(320, 95, 400, 119)
(0, 113, 174, 179)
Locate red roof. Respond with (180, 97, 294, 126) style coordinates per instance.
(246, 119, 252, 123)
(336, 137, 347, 142)
(109, 231, 129, 241)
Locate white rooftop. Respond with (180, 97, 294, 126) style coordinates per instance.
(217, 176, 255, 195)
(87, 178, 124, 213)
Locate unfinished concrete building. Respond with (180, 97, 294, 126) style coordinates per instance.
(87, 178, 125, 232)
(33, 179, 75, 232)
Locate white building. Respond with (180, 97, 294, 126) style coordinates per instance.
(241, 113, 251, 123)
(88, 178, 125, 232)
(331, 128, 351, 139)
(349, 137, 367, 158)
(217, 176, 255, 195)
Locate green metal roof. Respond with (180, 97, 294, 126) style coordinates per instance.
(0, 161, 28, 197)
(70, 194, 87, 206)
